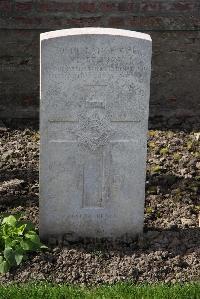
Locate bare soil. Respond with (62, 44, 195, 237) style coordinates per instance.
(0, 121, 199, 284)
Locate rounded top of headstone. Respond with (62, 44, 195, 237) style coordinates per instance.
(40, 27, 151, 42)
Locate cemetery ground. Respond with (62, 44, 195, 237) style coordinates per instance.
(0, 121, 199, 288)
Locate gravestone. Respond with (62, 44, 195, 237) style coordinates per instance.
(40, 28, 152, 242)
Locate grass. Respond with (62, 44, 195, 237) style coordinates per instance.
(0, 282, 199, 299)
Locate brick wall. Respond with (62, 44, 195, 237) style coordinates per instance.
(0, 0, 200, 126)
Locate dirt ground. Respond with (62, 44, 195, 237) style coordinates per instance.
(0, 120, 199, 284)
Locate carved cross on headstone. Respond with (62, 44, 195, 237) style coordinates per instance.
(48, 86, 141, 209)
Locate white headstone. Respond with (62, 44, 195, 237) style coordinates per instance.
(40, 28, 152, 242)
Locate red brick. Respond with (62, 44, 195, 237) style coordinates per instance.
(155, 2, 197, 13)
(193, 17, 200, 27)
(23, 96, 34, 106)
(168, 96, 177, 102)
(127, 16, 161, 28)
(172, 2, 196, 13)
(38, 16, 61, 27)
(118, 2, 137, 12)
(14, 15, 62, 28)
(79, 2, 96, 13)
(15, 1, 33, 12)
(140, 2, 161, 13)
(0, 0, 12, 13)
(37, 2, 74, 12)
(100, 2, 117, 13)
(140, 1, 197, 14)
(108, 17, 125, 27)
(14, 16, 41, 26)
(65, 16, 101, 27)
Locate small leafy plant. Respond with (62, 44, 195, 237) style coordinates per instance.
(0, 214, 47, 274)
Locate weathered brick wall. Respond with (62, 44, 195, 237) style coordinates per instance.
(0, 0, 200, 125)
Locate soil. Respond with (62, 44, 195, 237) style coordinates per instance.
(0, 121, 199, 284)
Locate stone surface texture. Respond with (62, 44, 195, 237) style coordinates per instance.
(40, 27, 152, 240)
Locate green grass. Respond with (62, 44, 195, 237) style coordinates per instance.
(0, 282, 199, 299)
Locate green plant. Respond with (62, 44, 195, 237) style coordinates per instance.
(151, 165, 162, 174)
(0, 214, 47, 274)
(159, 147, 169, 155)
